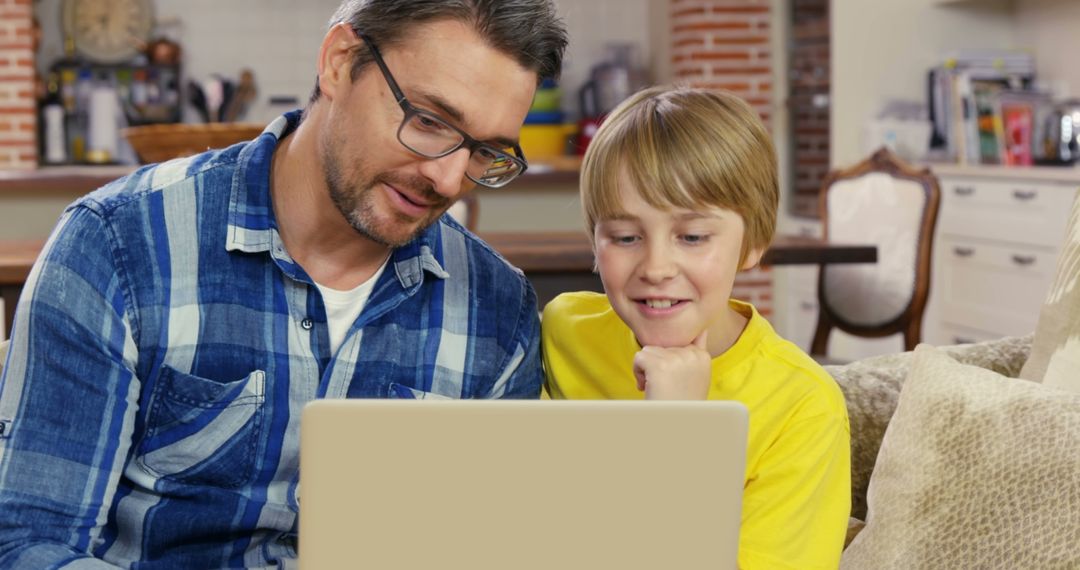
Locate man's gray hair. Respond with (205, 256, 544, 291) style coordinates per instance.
(308, 0, 567, 105)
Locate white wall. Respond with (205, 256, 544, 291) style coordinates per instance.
(830, 0, 1014, 168)
(1014, 0, 1080, 99)
(35, 0, 656, 125)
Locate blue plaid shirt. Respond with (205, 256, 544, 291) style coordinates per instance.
(0, 112, 542, 568)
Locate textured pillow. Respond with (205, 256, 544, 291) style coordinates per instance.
(840, 345, 1080, 569)
(826, 334, 1032, 522)
(1021, 189, 1080, 393)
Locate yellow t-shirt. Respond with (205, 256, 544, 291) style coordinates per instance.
(542, 292, 851, 570)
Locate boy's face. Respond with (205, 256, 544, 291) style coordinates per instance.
(593, 170, 760, 352)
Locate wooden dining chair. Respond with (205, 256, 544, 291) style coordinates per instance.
(810, 147, 941, 358)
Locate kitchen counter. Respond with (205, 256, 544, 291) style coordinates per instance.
(0, 156, 585, 194)
(927, 162, 1080, 184)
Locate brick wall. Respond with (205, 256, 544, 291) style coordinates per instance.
(0, 0, 35, 170)
(670, 0, 773, 317)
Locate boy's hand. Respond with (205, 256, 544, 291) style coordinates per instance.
(632, 331, 711, 400)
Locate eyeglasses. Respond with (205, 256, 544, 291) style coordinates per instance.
(357, 32, 529, 189)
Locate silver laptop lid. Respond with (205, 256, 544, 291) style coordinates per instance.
(299, 399, 748, 570)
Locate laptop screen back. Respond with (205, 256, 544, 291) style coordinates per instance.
(299, 399, 748, 570)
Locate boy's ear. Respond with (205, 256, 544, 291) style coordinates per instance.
(740, 247, 765, 270)
(317, 23, 360, 102)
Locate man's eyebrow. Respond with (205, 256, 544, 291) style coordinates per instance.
(414, 90, 519, 148)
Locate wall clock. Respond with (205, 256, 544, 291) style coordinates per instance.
(62, 0, 155, 64)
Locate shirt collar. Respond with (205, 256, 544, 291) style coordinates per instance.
(224, 110, 448, 286)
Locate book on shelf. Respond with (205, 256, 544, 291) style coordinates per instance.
(928, 61, 1040, 165)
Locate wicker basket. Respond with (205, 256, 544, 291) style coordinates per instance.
(122, 122, 266, 164)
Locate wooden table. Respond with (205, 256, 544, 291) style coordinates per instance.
(479, 231, 877, 306)
(0, 240, 42, 337)
(0, 233, 876, 337)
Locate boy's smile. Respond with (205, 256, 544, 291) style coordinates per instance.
(593, 170, 762, 357)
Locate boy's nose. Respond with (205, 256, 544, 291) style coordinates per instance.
(639, 243, 678, 283)
(419, 147, 473, 199)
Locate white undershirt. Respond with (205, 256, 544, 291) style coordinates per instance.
(313, 258, 390, 353)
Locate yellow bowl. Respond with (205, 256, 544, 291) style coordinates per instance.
(519, 124, 576, 160)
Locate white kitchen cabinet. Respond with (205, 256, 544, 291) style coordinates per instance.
(924, 164, 1080, 345)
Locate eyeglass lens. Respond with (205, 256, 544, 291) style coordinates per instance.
(398, 110, 524, 188)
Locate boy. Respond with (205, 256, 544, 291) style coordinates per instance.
(542, 86, 851, 569)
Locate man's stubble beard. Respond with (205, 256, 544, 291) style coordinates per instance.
(321, 127, 451, 248)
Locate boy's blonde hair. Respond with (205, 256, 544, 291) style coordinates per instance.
(581, 85, 778, 266)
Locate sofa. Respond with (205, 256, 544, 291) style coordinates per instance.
(828, 190, 1080, 569)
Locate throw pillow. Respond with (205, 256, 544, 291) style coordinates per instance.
(826, 334, 1032, 522)
(1020, 189, 1080, 393)
(840, 345, 1080, 569)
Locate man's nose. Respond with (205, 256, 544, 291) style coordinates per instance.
(418, 147, 473, 199)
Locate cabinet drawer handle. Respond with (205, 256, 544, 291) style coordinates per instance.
(1012, 254, 1037, 266)
(953, 336, 976, 345)
(799, 301, 816, 311)
(953, 246, 975, 257)
(953, 186, 975, 196)
(1012, 189, 1037, 201)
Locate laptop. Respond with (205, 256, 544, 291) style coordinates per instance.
(298, 399, 748, 570)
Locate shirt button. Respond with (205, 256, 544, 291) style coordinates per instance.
(301, 318, 313, 330)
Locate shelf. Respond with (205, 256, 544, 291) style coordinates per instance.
(1, 156, 583, 195)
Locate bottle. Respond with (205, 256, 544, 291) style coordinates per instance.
(86, 71, 120, 164)
(40, 72, 67, 164)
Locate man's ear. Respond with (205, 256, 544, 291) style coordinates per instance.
(740, 246, 764, 271)
(317, 23, 360, 102)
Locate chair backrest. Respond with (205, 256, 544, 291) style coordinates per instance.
(811, 147, 941, 355)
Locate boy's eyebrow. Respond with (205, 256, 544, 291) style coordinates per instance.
(599, 213, 637, 222)
(674, 211, 721, 221)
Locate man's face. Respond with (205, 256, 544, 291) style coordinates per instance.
(319, 20, 538, 247)
(593, 169, 757, 351)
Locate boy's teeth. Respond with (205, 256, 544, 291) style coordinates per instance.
(646, 299, 673, 309)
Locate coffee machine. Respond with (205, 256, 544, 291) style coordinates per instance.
(576, 44, 648, 154)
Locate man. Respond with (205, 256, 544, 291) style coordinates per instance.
(0, 0, 566, 566)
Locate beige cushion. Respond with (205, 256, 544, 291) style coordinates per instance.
(825, 334, 1032, 522)
(1021, 189, 1080, 393)
(840, 345, 1080, 569)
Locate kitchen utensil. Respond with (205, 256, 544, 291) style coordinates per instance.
(577, 43, 647, 154)
(1040, 98, 1080, 164)
(202, 76, 224, 123)
(578, 44, 648, 119)
(187, 79, 209, 123)
(222, 69, 257, 123)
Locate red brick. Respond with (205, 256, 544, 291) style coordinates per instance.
(711, 6, 769, 14)
(690, 51, 752, 61)
(674, 37, 707, 48)
(710, 65, 770, 75)
(673, 6, 707, 18)
(711, 36, 769, 46)
(673, 21, 752, 33)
